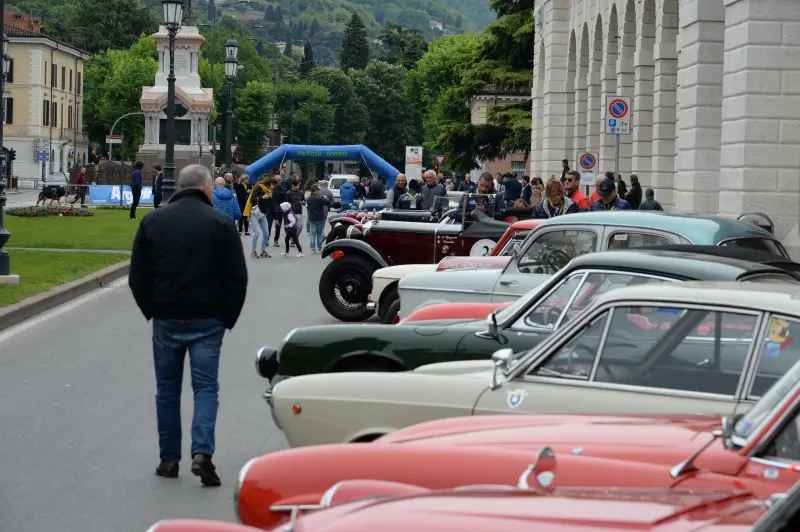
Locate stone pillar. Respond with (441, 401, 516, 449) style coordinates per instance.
(651, 0, 679, 208)
(539, 2, 571, 176)
(674, 0, 725, 214)
(598, 30, 619, 174)
(531, 36, 545, 177)
(616, 36, 635, 175)
(586, 28, 603, 166)
(574, 33, 589, 158)
(631, 13, 656, 179)
(719, 0, 800, 253)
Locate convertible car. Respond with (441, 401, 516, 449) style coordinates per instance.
(396, 211, 790, 320)
(256, 249, 800, 382)
(238, 350, 800, 529)
(264, 281, 800, 447)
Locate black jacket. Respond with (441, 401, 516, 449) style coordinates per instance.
(532, 197, 580, 219)
(271, 184, 287, 214)
(288, 188, 305, 214)
(129, 188, 248, 330)
(306, 193, 329, 222)
(626, 183, 642, 210)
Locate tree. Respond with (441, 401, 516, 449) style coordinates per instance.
(283, 40, 294, 58)
(273, 80, 335, 146)
(352, 61, 419, 169)
(66, 0, 159, 54)
(309, 67, 368, 144)
(236, 81, 275, 163)
(300, 42, 316, 77)
(265, 5, 274, 21)
(340, 13, 370, 71)
(310, 18, 322, 37)
(378, 22, 427, 70)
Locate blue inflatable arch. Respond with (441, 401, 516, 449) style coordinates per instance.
(244, 144, 402, 188)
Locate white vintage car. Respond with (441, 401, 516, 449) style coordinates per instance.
(266, 281, 800, 447)
(396, 211, 790, 320)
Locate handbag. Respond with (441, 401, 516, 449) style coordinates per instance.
(250, 204, 265, 220)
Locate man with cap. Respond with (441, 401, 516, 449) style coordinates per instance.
(589, 177, 631, 211)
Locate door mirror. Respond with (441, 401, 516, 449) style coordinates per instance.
(517, 446, 556, 491)
(490, 348, 514, 389)
(487, 310, 499, 339)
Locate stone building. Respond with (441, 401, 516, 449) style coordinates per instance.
(469, 90, 531, 177)
(531, 0, 800, 248)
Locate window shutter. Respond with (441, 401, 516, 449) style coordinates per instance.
(6, 97, 13, 125)
(6, 59, 13, 83)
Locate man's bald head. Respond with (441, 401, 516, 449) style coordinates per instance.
(214, 177, 226, 188)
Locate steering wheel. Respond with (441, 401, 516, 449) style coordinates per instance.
(544, 249, 572, 272)
(564, 344, 599, 377)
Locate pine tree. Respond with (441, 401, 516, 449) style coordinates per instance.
(265, 5, 274, 21)
(340, 12, 369, 71)
(284, 40, 293, 58)
(274, 5, 283, 21)
(310, 18, 321, 37)
(300, 41, 316, 76)
(455, 14, 462, 29)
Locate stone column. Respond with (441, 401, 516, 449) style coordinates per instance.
(574, 33, 589, 157)
(538, 2, 571, 176)
(616, 38, 635, 175)
(674, 0, 725, 214)
(598, 30, 618, 174)
(651, 0, 679, 208)
(531, 36, 545, 177)
(719, 0, 800, 252)
(586, 29, 603, 167)
(631, 14, 656, 178)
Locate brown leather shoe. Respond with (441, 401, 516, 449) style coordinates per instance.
(155, 461, 179, 478)
(191, 453, 221, 487)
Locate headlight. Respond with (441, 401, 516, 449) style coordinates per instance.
(234, 458, 257, 522)
(255, 346, 279, 380)
(346, 225, 363, 239)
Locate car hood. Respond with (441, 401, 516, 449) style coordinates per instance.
(373, 263, 437, 280)
(413, 359, 495, 378)
(402, 302, 511, 323)
(379, 414, 722, 456)
(436, 256, 513, 271)
(400, 268, 504, 293)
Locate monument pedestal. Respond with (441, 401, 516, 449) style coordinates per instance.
(0, 274, 19, 285)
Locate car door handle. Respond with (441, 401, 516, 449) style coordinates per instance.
(500, 280, 518, 286)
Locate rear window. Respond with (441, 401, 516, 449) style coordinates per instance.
(740, 274, 800, 284)
(721, 238, 788, 258)
(328, 178, 348, 190)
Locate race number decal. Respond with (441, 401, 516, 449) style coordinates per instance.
(470, 239, 497, 257)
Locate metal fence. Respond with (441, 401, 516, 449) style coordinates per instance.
(32, 183, 157, 207)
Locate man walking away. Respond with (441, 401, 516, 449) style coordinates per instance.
(560, 159, 570, 183)
(130, 160, 144, 219)
(71, 166, 87, 206)
(152, 164, 164, 208)
(626, 174, 643, 210)
(212, 177, 242, 222)
(639, 188, 664, 211)
(501, 172, 522, 205)
(306, 184, 329, 254)
(129, 164, 248, 487)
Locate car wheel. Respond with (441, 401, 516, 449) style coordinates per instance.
(380, 295, 401, 325)
(319, 255, 376, 322)
(376, 285, 397, 322)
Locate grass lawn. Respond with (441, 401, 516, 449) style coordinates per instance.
(0, 250, 130, 307)
(5, 209, 143, 250)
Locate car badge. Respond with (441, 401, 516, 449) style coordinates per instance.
(571, 447, 583, 455)
(506, 389, 528, 409)
(764, 468, 780, 480)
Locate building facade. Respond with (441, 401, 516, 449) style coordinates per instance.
(469, 92, 531, 178)
(5, 26, 89, 180)
(531, 0, 800, 250)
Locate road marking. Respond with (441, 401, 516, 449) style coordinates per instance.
(0, 276, 128, 343)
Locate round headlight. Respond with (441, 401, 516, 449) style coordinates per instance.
(346, 225, 363, 240)
(234, 457, 258, 522)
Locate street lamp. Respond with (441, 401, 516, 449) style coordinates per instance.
(0, 29, 12, 278)
(161, 0, 183, 203)
(223, 34, 239, 171)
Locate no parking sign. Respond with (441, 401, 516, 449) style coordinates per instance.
(578, 153, 597, 186)
(605, 96, 632, 135)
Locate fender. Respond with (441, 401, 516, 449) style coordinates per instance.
(330, 216, 362, 228)
(326, 350, 407, 372)
(321, 239, 390, 269)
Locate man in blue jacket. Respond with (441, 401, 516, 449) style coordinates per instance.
(338, 176, 358, 211)
(211, 177, 242, 221)
(589, 178, 631, 211)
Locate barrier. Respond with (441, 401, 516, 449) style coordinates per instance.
(89, 185, 154, 206)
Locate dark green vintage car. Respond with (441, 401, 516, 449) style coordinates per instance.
(256, 247, 800, 382)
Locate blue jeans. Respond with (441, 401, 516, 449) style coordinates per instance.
(308, 220, 325, 251)
(152, 318, 225, 462)
(251, 214, 269, 253)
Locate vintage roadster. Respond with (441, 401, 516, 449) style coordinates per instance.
(319, 194, 525, 321)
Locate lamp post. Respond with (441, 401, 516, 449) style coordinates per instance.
(223, 34, 239, 172)
(161, 0, 183, 203)
(0, 28, 13, 278)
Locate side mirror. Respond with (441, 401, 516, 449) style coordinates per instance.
(517, 446, 556, 491)
(487, 310, 499, 339)
(490, 347, 514, 389)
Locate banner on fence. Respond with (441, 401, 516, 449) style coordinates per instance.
(89, 185, 154, 206)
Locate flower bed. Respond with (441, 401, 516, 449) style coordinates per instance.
(6, 205, 95, 218)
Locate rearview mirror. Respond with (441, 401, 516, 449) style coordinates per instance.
(490, 348, 514, 389)
(518, 446, 556, 491)
(487, 311, 499, 339)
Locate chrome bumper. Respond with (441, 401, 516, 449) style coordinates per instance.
(366, 301, 376, 311)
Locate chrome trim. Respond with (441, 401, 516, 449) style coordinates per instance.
(587, 309, 614, 381)
(143, 522, 165, 532)
(263, 384, 274, 406)
(271, 504, 323, 512)
(402, 286, 495, 295)
(366, 302, 376, 311)
(749, 388, 800, 456)
(234, 458, 257, 522)
(603, 227, 683, 247)
(749, 456, 796, 470)
(736, 312, 771, 400)
(319, 481, 344, 507)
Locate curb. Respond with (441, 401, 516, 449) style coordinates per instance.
(0, 260, 131, 332)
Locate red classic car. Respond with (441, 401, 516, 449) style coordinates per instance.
(234, 357, 800, 529)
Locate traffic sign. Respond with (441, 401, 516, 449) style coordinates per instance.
(579, 153, 596, 171)
(434, 154, 447, 165)
(605, 95, 632, 135)
(231, 143, 239, 155)
(106, 135, 122, 144)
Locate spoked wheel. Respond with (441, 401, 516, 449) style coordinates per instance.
(380, 294, 401, 325)
(319, 255, 376, 322)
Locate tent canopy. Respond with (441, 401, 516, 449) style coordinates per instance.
(244, 144, 401, 187)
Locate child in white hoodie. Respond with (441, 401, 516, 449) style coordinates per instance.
(280, 201, 304, 258)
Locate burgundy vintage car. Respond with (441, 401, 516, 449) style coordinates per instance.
(319, 195, 532, 321)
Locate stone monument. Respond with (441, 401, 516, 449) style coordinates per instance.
(137, 23, 214, 172)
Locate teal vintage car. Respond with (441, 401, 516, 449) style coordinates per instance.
(255, 246, 800, 383)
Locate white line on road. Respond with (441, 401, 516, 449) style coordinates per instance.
(0, 276, 128, 343)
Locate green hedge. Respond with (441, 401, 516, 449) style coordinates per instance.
(6, 205, 95, 218)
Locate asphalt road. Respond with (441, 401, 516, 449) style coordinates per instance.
(4, 190, 41, 207)
(0, 238, 344, 532)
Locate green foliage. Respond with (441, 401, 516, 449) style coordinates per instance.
(273, 80, 335, 146)
(7, 206, 96, 217)
(309, 67, 368, 144)
(340, 13, 370, 71)
(236, 82, 276, 163)
(378, 22, 427, 71)
(300, 42, 317, 77)
(352, 61, 420, 170)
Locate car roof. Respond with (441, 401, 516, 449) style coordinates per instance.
(594, 281, 800, 316)
(535, 211, 774, 241)
(640, 244, 794, 266)
(510, 219, 542, 230)
(567, 250, 798, 278)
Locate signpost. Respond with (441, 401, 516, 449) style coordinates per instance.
(405, 146, 423, 181)
(605, 95, 632, 179)
(106, 135, 122, 144)
(434, 154, 447, 166)
(231, 143, 239, 155)
(578, 152, 597, 193)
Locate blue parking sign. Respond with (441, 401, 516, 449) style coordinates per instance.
(608, 119, 617, 127)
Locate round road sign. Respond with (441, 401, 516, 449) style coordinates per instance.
(579, 153, 596, 170)
(609, 99, 629, 119)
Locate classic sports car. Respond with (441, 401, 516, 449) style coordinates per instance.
(264, 281, 800, 447)
(401, 245, 800, 324)
(238, 350, 800, 529)
(369, 219, 541, 324)
(319, 194, 522, 321)
(396, 211, 789, 320)
(256, 249, 800, 382)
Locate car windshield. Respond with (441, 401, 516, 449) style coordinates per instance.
(733, 357, 800, 440)
(495, 281, 554, 323)
(328, 178, 349, 190)
(497, 233, 530, 256)
(46, 173, 68, 184)
(721, 237, 789, 258)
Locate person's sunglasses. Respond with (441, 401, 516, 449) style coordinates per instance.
(565, 177, 577, 182)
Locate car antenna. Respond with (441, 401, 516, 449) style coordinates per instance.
(517, 446, 556, 491)
(669, 422, 729, 479)
(282, 507, 301, 532)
